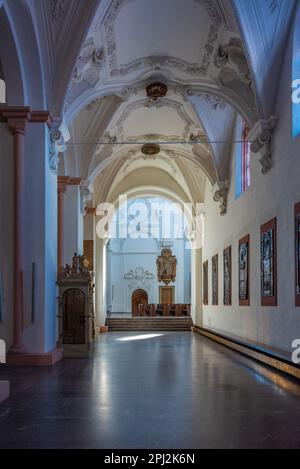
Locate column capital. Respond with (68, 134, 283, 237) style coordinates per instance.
(0, 106, 52, 132)
(30, 110, 52, 126)
(68, 177, 81, 186)
(0, 107, 31, 135)
(58, 176, 69, 194)
(86, 207, 96, 215)
(58, 176, 82, 193)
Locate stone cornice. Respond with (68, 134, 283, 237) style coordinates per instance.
(57, 176, 82, 193)
(57, 176, 69, 194)
(248, 116, 278, 174)
(0, 107, 30, 135)
(68, 177, 82, 186)
(86, 207, 96, 215)
(0, 106, 52, 127)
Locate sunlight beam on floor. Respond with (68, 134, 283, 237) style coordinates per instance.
(116, 333, 165, 342)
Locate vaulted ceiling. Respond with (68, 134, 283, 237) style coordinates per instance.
(0, 0, 296, 208)
(63, 0, 256, 204)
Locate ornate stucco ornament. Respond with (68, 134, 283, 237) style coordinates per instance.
(146, 82, 168, 102)
(213, 37, 258, 121)
(71, 47, 104, 85)
(49, 129, 67, 175)
(51, 0, 66, 22)
(124, 267, 155, 293)
(249, 117, 278, 174)
(214, 39, 252, 86)
(141, 144, 161, 157)
(212, 180, 229, 216)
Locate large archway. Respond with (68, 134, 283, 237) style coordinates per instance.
(102, 195, 195, 321)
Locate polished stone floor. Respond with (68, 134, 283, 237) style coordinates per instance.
(1, 331, 300, 449)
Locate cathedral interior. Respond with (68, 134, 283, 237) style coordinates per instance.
(0, 0, 300, 451)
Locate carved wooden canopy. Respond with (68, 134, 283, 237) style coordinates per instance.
(157, 248, 177, 285)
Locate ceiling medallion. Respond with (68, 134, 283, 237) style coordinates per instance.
(141, 144, 161, 156)
(146, 82, 168, 101)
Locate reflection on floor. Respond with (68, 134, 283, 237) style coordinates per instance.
(0, 332, 300, 449)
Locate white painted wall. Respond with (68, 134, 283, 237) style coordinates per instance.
(0, 122, 60, 354)
(202, 28, 300, 354)
(63, 185, 83, 265)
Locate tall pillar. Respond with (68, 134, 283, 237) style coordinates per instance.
(0, 107, 63, 365)
(3, 108, 30, 354)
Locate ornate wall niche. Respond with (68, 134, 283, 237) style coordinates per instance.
(261, 218, 277, 307)
(295, 203, 300, 307)
(223, 246, 231, 306)
(239, 235, 250, 306)
(212, 254, 218, 305)
(203, 260, 208, 305)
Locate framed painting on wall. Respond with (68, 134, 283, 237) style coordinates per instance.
(261, 218, 277, 306)
(203, 260, 208, 306)
(239, 235, 250, 306)
(295, 203, 300, 306)
(223, 246, 232, 306)
(212, 254, 218, 306)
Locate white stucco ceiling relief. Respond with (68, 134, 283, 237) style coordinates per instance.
(59, 0, 280, 215)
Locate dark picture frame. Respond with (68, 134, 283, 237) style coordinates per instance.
(223, 246, 232, 306)
(239, 235, 250, 306)
(212, 254, 218, 306)
(203, 260, 208, 306)
(261, 218, 277, 307)
(295, 203, 300, 306)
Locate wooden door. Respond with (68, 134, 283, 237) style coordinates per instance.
(160, 286, 174, 305)
(132, 289, 148, 317)
(62, 288, 85, 344)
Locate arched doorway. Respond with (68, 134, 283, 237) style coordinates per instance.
(132, 289, 148, 317)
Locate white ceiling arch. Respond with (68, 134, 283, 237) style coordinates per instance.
(108, 185, 193, 208)
(1, 0, 293, 216)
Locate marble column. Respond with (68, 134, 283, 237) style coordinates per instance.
(3, 108, 30, 354)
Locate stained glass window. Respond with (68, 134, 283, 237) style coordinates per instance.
(212, 255, 218, 306)
(261, 229, 274, 297)
(0, 79, 5, 104)
(292, 7, 300, 139)
(236, 121, 251, 198)
(203, 261, 208, 306)
(295, 205, 300, 305)
(0, 271, 3, 322)
(239, 236, 249, 306)
(223, 247, 232, 306)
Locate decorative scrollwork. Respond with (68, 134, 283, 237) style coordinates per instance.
(49, 129, 66, 175)
(249, 118, 277, 174)
(212, 181, 229, 215)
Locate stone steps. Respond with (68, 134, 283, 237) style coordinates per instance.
(106, 317, 193, 332)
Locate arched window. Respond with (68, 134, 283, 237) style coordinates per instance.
(236, 121, 251, 198)
(0, 79, 5, 104)
(292, 6, 300, 139)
